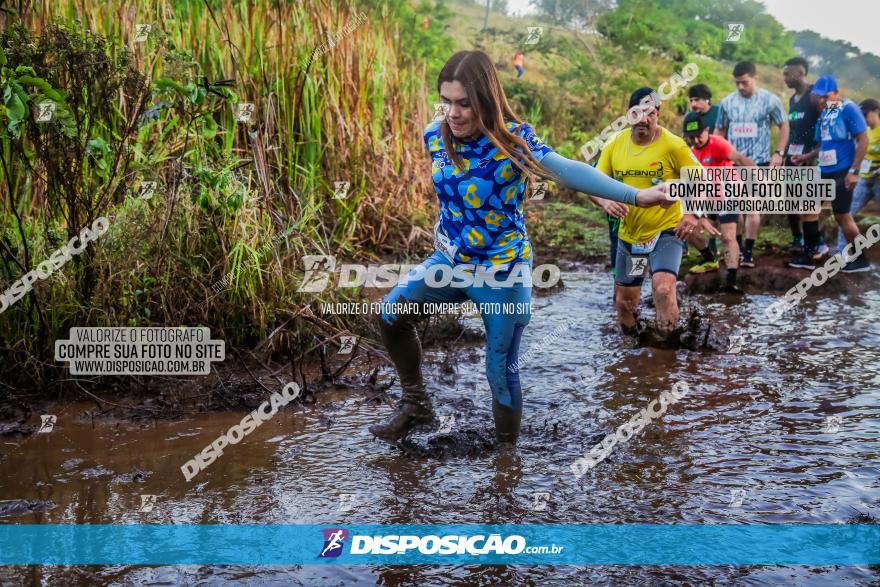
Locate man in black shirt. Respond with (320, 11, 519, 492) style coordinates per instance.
(689, 84, 720, 133)
(783, 56, 824, 256)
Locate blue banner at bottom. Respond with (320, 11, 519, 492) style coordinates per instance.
(0, 524, 877, 565)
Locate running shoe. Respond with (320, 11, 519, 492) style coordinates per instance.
(841, 255, 870, 273)
(812, 243, 829, 260)
(787, 255, 816, 270)
(740, 252, 755, 268)
(690, 260, 720, 274)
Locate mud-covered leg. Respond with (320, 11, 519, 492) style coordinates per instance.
(614, 285, 641, 335)
(369, 310, 435, 442)
(613, 237, 644, 335)
(652, 272, 679, 336)
(369, 251, 466, 443)
(648, 233, 686, 337)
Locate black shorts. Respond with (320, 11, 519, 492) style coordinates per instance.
(708, 213, 739, 224)
(823, 168, 854, 215)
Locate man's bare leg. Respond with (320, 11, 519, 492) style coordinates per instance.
(721, 222, 740, 270)
(615, 284, 641, 333)
(652, 272, 679, 335)
(836, 212, 861, 248)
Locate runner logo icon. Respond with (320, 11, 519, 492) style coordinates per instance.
(319, 528, 349, 558)
(299, 255, 336, 292)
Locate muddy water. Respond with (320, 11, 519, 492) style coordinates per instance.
(1, 267, 879, 585)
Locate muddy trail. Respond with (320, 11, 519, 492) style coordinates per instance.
(1, 260, 879, 585)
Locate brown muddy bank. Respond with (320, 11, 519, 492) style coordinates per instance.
(0, 309, 485, 439)
(683, 245, 880, 295)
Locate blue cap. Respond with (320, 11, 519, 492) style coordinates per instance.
(811, 76, 838, 97)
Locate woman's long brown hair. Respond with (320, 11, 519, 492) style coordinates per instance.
(437, 51, 555, 181)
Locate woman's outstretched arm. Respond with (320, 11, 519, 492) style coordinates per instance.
(540, 152, 668, 207)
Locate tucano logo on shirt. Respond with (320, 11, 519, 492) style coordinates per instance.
(614, 161, 665, 179)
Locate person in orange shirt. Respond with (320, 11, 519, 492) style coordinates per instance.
(513, 51, 524, 78)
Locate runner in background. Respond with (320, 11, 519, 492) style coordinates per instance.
(715, 61, 789, 268)
(834, 98, 880, 254)
(688, 83, 721, 256)
(789, 76, 870, 272)
(597, 87, 718, 338)
(513, 51, 524, 78)
(682, 112, 756, 293)
(688, 84, 720, 133)
(782, 57, 824, 257)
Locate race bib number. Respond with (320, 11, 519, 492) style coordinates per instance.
(819, 150, 838, 167)
(433, 222, 459, 261)
(787, 144, 804, 156)
(730, 122, 758, 138)
(631, 233, 660, 255)
(860, 159, 872, 174)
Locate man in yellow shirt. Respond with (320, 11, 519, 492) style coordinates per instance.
(835, 98, 880, 253)
(597, 87, 718, 336)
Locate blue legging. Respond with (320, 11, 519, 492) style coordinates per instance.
(379, 250, 531, 411)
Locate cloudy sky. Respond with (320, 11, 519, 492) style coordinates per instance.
(504, 0, 880, 56)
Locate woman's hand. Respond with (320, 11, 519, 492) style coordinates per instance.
(635, 184, 674, 209)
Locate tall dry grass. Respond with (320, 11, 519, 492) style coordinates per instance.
(1, 0, 444, 390)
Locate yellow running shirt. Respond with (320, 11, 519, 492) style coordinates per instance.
(860, 125, 880, 179)
(596, 127, 701, 244)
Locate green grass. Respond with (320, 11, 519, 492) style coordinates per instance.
(859, 214, 880, 228)
(527, 199, 612, 259)
(442, 0, 795, 162)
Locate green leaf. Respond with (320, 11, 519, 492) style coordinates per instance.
(4, 92, 25, 120)
(3, 86, 27, 137)
(87, 138, 110, 174)
(199, 115, 218, 139)
(154, 78, 189, 96)
(189, 84, 206, 105)
(16, 75, 66, 102)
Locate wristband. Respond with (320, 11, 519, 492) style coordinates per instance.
(848, 168, 858, 175)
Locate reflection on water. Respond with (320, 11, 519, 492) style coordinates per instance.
(1, 270, 879, 585)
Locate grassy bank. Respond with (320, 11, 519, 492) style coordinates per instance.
(0, 0, 451, 391)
